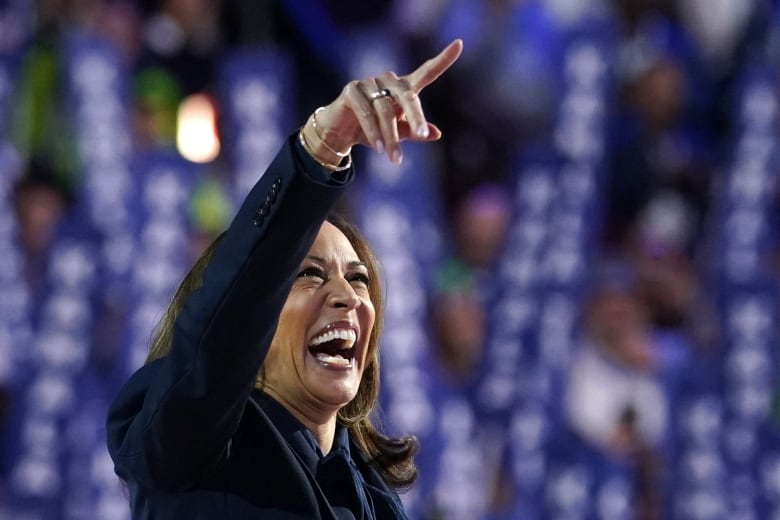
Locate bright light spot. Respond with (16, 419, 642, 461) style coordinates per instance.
(177, 94, 220, 163)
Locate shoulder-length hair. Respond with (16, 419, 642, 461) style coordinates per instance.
(146, 214, 418, 489)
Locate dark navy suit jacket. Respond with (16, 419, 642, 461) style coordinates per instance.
(106, 136, 407, 519)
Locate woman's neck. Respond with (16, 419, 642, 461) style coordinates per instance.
(261, 385, 339, 454)
(304, 419, 338, 455)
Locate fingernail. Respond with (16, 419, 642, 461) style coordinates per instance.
(392, 150, 403, 164)
(375, 140, 384, 154)
(417, 125, 429, 138)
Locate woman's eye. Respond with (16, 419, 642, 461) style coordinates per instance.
(297, 267, 325, 280)
(348, 273, 370, 286)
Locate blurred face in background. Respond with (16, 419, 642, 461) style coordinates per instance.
(632, 57, 687, 132)
(455, 184, 511, 269)
(15, 182, 67, 256)
(433, 289, 486, 381)
(585, 287, 654, 370)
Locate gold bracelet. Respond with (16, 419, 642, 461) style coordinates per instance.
(311, 107, 351, 158)
(298, 128, 352, 172)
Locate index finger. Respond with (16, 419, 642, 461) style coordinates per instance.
(405, 39, 463, 93)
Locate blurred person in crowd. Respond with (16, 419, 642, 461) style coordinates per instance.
(11, 7, 74, 183)
(608, 0, 712, 249)
(430, 268, 486, 385)
(12, 157, 72, 304)
(564, 260, 668, 516)
(428, 183, 510, 382)
(107, 40, 463, 519)
(628, 194, 719, 358)
(565, 260, 668, 455)
(420, 185, 513, 520)
(451, 182, 513, 272)
(12, 1, 141, 185)
(605, 9, 722, 366)
(605, 51, 713, 251)
(416, 269, 501, 520)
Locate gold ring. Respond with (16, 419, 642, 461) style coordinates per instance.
(369, 88, 392, 101)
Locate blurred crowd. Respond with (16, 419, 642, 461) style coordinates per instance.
(2, 0, 780, 519)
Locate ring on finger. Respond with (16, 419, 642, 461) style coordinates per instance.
(368, 88, 392, 101)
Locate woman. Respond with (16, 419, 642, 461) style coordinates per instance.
(106, 40, 463, 519)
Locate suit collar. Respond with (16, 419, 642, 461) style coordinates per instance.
(252, 390, 406, 519)
(254, 390, 321, 470)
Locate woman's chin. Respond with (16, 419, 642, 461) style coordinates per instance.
(308, 378, 359, 409)
(304, 354, 361, 405)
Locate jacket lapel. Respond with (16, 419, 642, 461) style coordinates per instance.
(244, 397, 358, 519)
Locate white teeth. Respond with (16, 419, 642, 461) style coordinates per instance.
(315, 353, 352, 366)
(309, 328, 357, 348)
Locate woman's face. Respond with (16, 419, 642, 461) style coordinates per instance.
(262, 222, 376, 417)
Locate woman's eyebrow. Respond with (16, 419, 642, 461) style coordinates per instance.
(306, 255, 366, 270)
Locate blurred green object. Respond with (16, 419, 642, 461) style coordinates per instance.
(134, 67, 183, 146)
(189, 177, 232, 234)
(435, 257, 474, 295)
(12, 42, 77, 189)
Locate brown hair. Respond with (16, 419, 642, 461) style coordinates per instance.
(145, 215, 418, 489)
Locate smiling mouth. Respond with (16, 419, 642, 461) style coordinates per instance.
(307, 329, 357, 367)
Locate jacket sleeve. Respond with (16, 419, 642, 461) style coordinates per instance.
(106, 134, 354, 490)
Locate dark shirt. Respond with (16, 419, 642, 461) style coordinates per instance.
(255, 390, 378, 519)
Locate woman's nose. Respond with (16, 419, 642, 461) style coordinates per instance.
(327, 278, 361, 309)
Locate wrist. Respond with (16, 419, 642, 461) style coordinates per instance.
(310, 107, 353, 157)
(298, 108, 352, 172)
(299, 127, 351, 173)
